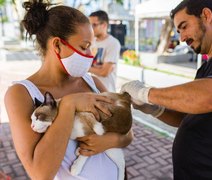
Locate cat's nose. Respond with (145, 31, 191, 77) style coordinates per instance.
(31, 124, 35, 128)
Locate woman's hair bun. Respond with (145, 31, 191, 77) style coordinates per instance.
(22, 0, 52, 36)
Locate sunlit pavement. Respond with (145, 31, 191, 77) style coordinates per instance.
(0, 49, 176, 180)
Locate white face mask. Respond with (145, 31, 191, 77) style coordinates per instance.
(56, 39, 94, 77)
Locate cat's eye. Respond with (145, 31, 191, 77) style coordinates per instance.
(38, 114, 46, 121)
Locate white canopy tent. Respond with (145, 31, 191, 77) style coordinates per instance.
(135, 0, 182, 19)
(134, 0, 182, 53)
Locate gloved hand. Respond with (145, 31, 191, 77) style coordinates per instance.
(133, 103, 165, 118)
(121, 80, 152, 105)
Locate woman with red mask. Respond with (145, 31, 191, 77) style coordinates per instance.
(4, 1, 133, 179)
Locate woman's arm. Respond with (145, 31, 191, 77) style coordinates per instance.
(4, 84, 112, 179)
(4, 85, 75, 179)
(77, 130, 134, 156)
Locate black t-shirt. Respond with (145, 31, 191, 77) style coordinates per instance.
(173, 58, 212, 180)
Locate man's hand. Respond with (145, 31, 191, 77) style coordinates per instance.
(121, 81, 165, 118)
(121, 80, 151, 105)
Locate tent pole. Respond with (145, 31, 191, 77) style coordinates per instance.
(135, 16, 139, 54)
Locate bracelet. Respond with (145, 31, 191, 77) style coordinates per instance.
(154, 106, 165, 118)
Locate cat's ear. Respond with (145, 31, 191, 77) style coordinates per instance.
(34, 98, 43, 107)
(44, 92, 57, 108)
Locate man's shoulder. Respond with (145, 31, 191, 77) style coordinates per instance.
(108, 35, 120, 43)
(106, 35, 121, 48)
(96, 35, 120, 47)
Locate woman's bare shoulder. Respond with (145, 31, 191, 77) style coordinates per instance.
(5, 83, 33, 103)
(4, 83, 35, 120)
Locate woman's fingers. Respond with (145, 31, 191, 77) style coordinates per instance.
(78, 93, 113, 119)
(79, 142, 93, 150)
(77, 134, 107, 156)
(95, 101, 112, 117)
(64, 92, 114, 120)
(89, 107, 100, 120)
(95, 94, 113, 104)
(77, 135, 90, 142)
(78, 142, 100, 156)
(77, 140, 96, 156)
(78, 149, 95, 156)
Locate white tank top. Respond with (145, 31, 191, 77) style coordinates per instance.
(14, 73, 118, 180)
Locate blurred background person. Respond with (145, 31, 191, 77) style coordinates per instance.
(89, 10, 121, 92)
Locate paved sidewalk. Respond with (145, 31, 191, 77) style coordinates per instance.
(0, 121, 173, 180)
(0, 123, 29, 180)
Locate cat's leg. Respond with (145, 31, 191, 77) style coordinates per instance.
(70, 155, 88, 176)
(70, 114, 105, 176)
(93, 121, 105, 135)
(70, 116, 88, 176)
(105, 149, 125, 180)
(93, 122, 126, 179)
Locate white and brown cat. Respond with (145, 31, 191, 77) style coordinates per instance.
(31, 91, 132, 180)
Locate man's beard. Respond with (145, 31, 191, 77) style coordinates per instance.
(193, 45, 201, 54)
(192, 21, 206, 54)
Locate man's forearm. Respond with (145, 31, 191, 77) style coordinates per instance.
(157, 109, 185, 127)
(149, 79, 212, 114)
(89, 63, 113, 77)
(89, 66, 104, 76)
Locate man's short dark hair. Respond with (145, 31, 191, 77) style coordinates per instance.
(89, 10, 109, 25)
(170, 0, 212, 20)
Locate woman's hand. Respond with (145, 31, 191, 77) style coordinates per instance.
(61, 92, 113, 120)
(77, 130, 134, 156)
(77, 134, 112, 156)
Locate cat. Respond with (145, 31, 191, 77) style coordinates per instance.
(31, 91, 132, 180)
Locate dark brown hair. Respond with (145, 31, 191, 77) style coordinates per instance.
(170, 0, 212, 20)
(22, 0, 89, 55)
(89, 10, 109, 25)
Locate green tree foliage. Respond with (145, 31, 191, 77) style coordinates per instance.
(116, 0, 123, 5)
(0, 0, 6, 6)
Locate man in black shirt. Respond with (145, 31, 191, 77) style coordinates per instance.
(121, 0, 212, 179)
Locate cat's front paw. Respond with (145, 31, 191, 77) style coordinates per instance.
(69, 155, 88, 176)
(70, 165, 81, 176)
(75, 147, 80, 156)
